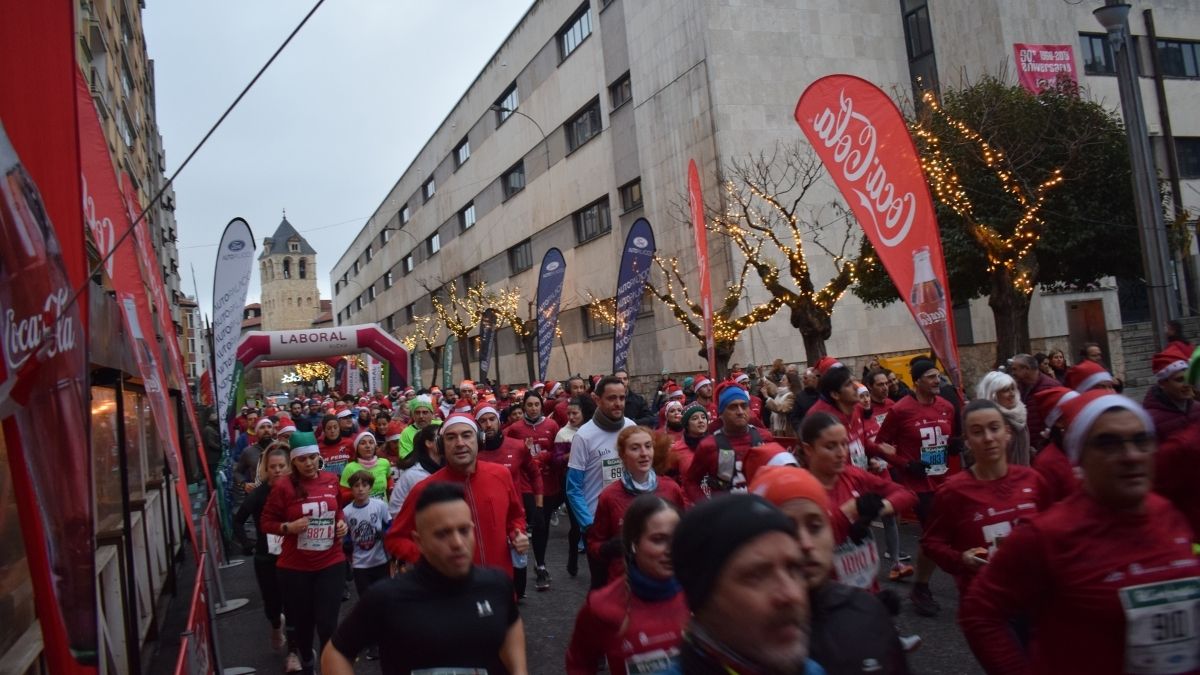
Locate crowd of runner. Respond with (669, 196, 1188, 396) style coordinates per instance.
(214, 322, 1200, 674)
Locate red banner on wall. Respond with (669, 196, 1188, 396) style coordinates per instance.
(1013, 43, 1076, 93)
(795, 75, 961, 388)
(687, 160, 717, 381)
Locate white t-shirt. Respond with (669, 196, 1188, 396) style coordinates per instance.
(568, 417, 635, 515)
(389, 463, 432, 517)
(344, 498, 390, 569)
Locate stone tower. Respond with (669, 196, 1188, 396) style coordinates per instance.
(258, 214, 320, 392)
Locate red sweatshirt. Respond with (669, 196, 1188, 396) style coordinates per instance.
(824, 466, 917, 591)
(1155, 423, 1200, 538)
(258, 471, 345, 572)
(920, 466, 1051, 596)
(684, 425, 775, 502)
(1030, 441, 1078, 504)
(565, 576, 690, 675)
(319, 435, 354, 477)
(384, 461, 527, 578)
(478, 434, 544, 497)
(588, 477, 687, 581)
(874, 394, 957, 493)
(862, 398, 894, 443)
(504, 416, 560, 496)
(959, 492, 1200, 675)
(807, 398, 885, 471)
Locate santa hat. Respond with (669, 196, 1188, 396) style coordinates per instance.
(254, 417, 274, 431)
(664, 400, 684, 414)
(385, 421, 405, 442)
(473, 402, 500, 420)
(666, 384, 684, 400)
(335, 407, 354, 419)
(440, 413, 479, 435)
(275, 419, 297, 436)
(1152, 344, 1191, 381)
(1032, 386, 1079, 432)
(546, 380, 563, 397)
(264, 406, 278, 417)
(288, 431, 320, 460)
(732, 371, 750, 384)
(694, 374, 713, 390)
(1059, 390, 1154, 465)
(460, 380, 476, 390)
(815, 356, 844, 376)
(357, 397, 369, 405)
(409, 395, 434, 413)
(742, 443, 801, 486)
(531, 381, 545, 391)
(1065, 360, 1115, 393)
(352, 430, 375, 450)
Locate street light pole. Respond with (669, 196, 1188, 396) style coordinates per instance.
(1094, 1, 1177, 348)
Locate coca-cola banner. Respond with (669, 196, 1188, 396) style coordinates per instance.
(612, 218, 656, 374)
(1013, 43, 1076, 94)
(535, 248, 566, 382)
(795, 75, 961, 388)
(211, 218, 255, 442)
(687, 161, 717, 381)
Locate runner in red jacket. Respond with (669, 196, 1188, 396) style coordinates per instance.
(566, 494, 689, 674)
(478, 400, 543, 596)
(684, 385, 776, 502)
(960, 391, 1200, 674)
(921, 401, 1051, 599)
(806, 366, 898, 471)
(1029, 387, 1081, 504)
(588, 426, 687, 583)
(384, 413, 528, 579)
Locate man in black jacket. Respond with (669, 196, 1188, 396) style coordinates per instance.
(614, 370, 656, 426)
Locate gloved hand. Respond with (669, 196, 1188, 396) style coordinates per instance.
(856, 493, 886, 523)
(905, 460, 930, 478)
(848, 519, 873, 545)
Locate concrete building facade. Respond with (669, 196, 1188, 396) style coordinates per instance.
(331, 0, 1200, 389)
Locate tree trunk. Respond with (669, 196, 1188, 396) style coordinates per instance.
(790, 305, 832, 365)
(988, 268, 1033, 366)
(523, 331, 537, 385)
(431, 346, 442, 388)
(698, 341, 736, 378)
(458, 335, 473, 382)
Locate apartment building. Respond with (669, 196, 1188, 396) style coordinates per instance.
(331, 0, 1200, 386)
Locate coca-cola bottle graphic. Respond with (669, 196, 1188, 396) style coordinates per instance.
(0, 122, 97, 663)
(910, 247, 958, 387)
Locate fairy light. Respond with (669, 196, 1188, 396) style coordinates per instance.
(293, 361, 333, 382)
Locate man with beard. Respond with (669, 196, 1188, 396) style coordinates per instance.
(671, 494, 825, 674)
(234, 417, 275, 493)
(615, 370, 655, 427)
(685, 384, 780, 502)
(476, 402, 542, 598)
(399, 396, 439, 461)
(691, 374, 717, 421)
(554, 377, 590, 427)
(437, 386, 459, 420)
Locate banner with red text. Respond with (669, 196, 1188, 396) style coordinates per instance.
(687, 160, 717, 381)
(1013, 43, 1076, 93)
(795, 75, 961, 388)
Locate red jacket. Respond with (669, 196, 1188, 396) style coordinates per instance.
(1143, 386, 1200, 443)
(504, 415, 560, 496)
(874, 394, 957, 494)
(824, 466, 917, 591)
(319, 435, 354, 476)
(588, 477, 687, 581)
(959, 492, 1199, 675)
(565, 576, 690, 675)
(1030, 441, 1078, 504)
(258, 471, 345, 572)
(684, 425, 775, 502)
(862, 398, 894, 443)
(807, 398, 888, 471)
(1019, 372, 1061, 450)
(920, 466, 1050, 596)
(478, 434, 543, 497)
(384, 461, 527, 578)
(1155, 423, 1200, 538)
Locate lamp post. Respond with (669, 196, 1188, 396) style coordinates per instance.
(1094, 1, 1177, 348)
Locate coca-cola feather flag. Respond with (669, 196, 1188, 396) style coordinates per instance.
(795, 75, 961, 388)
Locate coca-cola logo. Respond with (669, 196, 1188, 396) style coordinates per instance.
(4, 287, 78, 373)
(809, 89, 917, 249)
(82, 174, 117, 277)
(917, 308, 946, 326)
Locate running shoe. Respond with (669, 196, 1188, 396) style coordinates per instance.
(271, 625, 286, 651)
(899, 634, 922, 652)
(888, 563, 914, 581)
(910, 584, 941, 617)
(535, 566, 551, 591)
(550, 510, 560, 527)
(882, 552, 913, 563)
(284, 651, 302, 673)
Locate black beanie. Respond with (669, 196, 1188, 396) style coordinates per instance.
(671, 494, 798, 611)
(910, 357, 937, 383)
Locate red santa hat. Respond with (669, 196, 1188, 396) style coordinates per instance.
(335, 408, 354, 419)
(665, 384, 685, 400)
(664, 399, 684, 414)
(732, 370, 750, 384)
(453, 398, 474, 414)
(815, 356, 844, 376)
(1059, 390, 1154, 464)
(275, 418, 297, 436)
(384, 421, 405, 442)
(693, 374, 713, 391)
(1065, 360, 1115, 393)
(1031, 386, 1080, 432)
(440, 413, 478, 435)
(546, 380, 563, 397)
(473, 402, 500, 420)
(1152, 344, 1191, 381)
(531, 381, 545, 391)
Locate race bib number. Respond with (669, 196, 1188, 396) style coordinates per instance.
(266, 533, 283, 556)
(624, 648, 678, 674)
(919, 426, 948, 476)
(981, 521, 1012, 557)
(1120, 577, 1200, 674)
(849, 438, 868, 470)
(833, 538, 880, 589)
(602, 456, 623, 485)
(297, 503, 336, 552)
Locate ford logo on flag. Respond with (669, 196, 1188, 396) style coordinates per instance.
(546, 261, 560, 272)
(633, 237, 649, 249)
(228, 240, 246, 252)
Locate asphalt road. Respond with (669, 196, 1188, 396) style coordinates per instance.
(157, 511, 984, 674)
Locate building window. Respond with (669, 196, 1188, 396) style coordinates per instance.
(610, 72, 632, 109)
(423, 177, 436, 202)
(1080, 33, 1116, 75)
(405, 304, 415, 322)
(401, 205, 411, 224)
(582, 305, 614, 338)
(459, 202, 476, 231)
(567, 99, 602, 152)
(381, 229, 391, 246)
(385, 315, 395, 332)
(368, 285, 376, 301)
(384, 271, 394, 289)
(509, 239, 533, 274)
(639, 289, 655, 317)
(1178, 138, 1200, 179)
(502, 161, 526, 199)
(298, 258, 307, 279)
(574, 197, 612, 244)
(352, 261, 359, 275)
(289, 241, 300, 252)
(355, 297, 362, 311)
(283, 258, 292, 279)
(903, 1, 934, 60)
(455, 138, 471, 168)
(495, 84, 519, 123)
(1157, 39, 1200, 79)
(426, 232, 441, 256)
(402, 254, 414, 275)
(559, 4, 592, 61)
(620, 178, 643, 211)
(463, 267, 482, 289)
(366, 244, 373, 262)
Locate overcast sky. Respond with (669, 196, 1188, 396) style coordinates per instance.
(143, 1, 533, 317)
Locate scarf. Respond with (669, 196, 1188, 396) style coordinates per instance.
(684, 432, 703, 450)
(627, 562, 681, 602)
(666, 421, 683, 432)
(592, 408, 625, 433)
(523, 414, 544, 426)
(621, 469, 658, 495)
(357, 456, 379, 469)
(1000, 400, 1028, 430)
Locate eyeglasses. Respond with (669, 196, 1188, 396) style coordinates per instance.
(1087, 432, 1156, 457)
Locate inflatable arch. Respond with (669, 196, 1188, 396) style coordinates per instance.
(236, 324, 409, 391)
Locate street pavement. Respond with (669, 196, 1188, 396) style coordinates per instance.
(148, 512, 984, 674)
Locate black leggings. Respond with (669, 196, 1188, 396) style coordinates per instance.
(277, 564, 343, 665)
(253, 556, 283, 629)
(526, 493, 552, 568)
(566, 497, 582, 570)
(352, 563, 388, 599)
